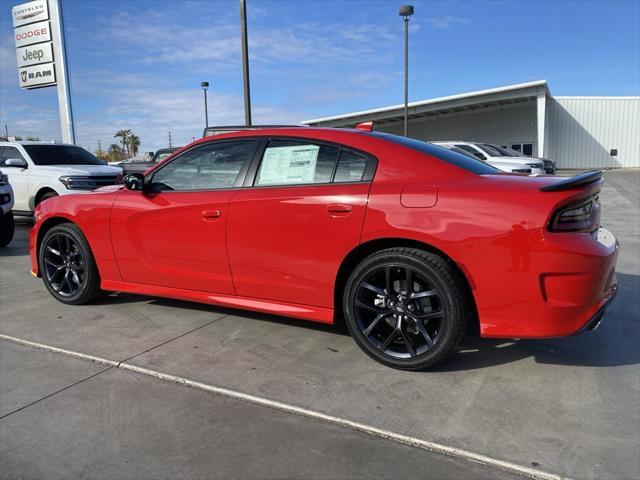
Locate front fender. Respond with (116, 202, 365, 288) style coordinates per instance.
(30, 192, 121, 281)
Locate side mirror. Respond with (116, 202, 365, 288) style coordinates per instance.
(5, 158, 27, 168)
(123, 173, 145, 191)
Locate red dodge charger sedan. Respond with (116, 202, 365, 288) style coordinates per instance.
(29, 127, 618, 369)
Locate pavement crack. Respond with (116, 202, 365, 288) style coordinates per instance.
(0, 366, 114, 420)
(117, 314, 228, 366)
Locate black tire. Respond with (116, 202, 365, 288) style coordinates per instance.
(37, 191, 58, 206)
(0, 211, 14, 247)
(344, 247, 470, 370)
(39, 223, 101, 304)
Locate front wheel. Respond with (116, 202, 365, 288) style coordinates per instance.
(0, 211, 14, 247)
(39, 223, 101, 304)
(344, 247, 470, 370)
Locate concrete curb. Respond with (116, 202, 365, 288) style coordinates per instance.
(0, 333, 568, 480)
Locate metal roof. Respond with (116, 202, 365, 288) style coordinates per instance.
(302, 80, 550, 127)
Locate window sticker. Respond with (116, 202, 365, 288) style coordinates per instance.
(258, 145, 320, 185)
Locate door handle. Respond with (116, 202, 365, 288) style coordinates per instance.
(327, 203, 352, 216)
(202, 209, 221, 220)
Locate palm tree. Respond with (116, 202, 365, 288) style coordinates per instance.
(128, 134, 141, 157)
(114, 129, 132, 157)
(107, 143, 121, 162)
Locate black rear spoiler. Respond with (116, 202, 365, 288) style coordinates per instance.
(540, 170, 603, 192)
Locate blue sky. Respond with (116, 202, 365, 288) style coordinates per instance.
(1, 0, 639, 152)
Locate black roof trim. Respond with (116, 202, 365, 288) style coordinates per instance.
(203, 125, 306, 137)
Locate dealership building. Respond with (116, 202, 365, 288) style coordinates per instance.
(303, 80, 639, 169)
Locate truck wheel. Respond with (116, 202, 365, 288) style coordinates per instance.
(37, 191, 58, 206)
(0, 211, 14, 247)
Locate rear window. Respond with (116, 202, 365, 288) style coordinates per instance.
(369, 132, 500, 174)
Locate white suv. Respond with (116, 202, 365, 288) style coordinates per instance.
(0, 169, 15, 247)
(431, 141, 545, 175)
(0, 142, 122, 215)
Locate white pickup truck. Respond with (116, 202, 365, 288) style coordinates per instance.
(0, 142, 122, 215)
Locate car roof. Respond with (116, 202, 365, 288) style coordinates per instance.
(191, 127, 370, 146)
(0, 141, 76, 146)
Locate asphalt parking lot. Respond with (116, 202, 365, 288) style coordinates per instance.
(1, 169, 638, 480)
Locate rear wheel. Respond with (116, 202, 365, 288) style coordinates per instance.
(344, 247, 470, 370)
(39, 223, 100, 304)
(0, 211, 14, 247)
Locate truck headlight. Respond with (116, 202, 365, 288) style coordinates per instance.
(59, 176, 97, 190)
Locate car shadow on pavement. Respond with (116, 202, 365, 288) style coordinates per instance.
(97, 272, 639, 370)
(439, 271, 639, 370)
(94, 292, 345, 335)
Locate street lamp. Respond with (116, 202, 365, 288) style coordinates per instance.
(201, 81, 210, 128)
(399, 5, 414, 137)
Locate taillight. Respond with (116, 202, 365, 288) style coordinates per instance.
(549, 195, 600, 232)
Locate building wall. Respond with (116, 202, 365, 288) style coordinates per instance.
(547, 97, 640, 168)
(377, 103, 540, 155)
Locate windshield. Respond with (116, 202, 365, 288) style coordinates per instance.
(23, 145, 105, 166)
(152, 148, 178, 163)
(153, 152, 173, 163)
(475, 144, 504, 157)
(484, 143, 518, 157)
(505, 147, 525, 157)
(369, 132, 500, 174)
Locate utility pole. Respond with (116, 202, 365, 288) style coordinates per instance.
(97, 139, 102, 154)
(240, 0, 252, 126)
(4, 124, 8, 140)
(168, 131, 172, 148)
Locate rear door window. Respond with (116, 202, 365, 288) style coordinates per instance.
(255, 140, 339, 186)
(334, 150, 368, 182)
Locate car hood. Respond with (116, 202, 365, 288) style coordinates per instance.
(34, 164, 122, 176)
(487, 156, 543, 166)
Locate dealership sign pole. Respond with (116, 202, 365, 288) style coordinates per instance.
(12, 0, 76, 144)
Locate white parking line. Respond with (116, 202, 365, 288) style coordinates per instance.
(0, 333, 566, 480)
(0, 334, 119, 367)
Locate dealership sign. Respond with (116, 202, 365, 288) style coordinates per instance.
(10, 0, 77, 143)
(13, 20, 50, 47)
(12, 1, 55, 89)
(16, 38, 53, 67)
(11, 0, 48, 27)
(18, 62, 56, 88)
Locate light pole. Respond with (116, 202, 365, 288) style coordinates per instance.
(399, 5, 414, 137)
(240, 0, 252, 126)
(201, 81, 210, 128)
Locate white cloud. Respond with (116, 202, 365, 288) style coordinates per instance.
(0, 5, 402, 152)
(426, 16, 471, 29)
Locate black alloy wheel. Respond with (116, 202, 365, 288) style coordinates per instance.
(39, 223, 100, 304)
(344, 247, 469, 370)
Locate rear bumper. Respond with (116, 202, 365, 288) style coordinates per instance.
(575, 280, 617, 333)
(476, 227, 619, 338)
